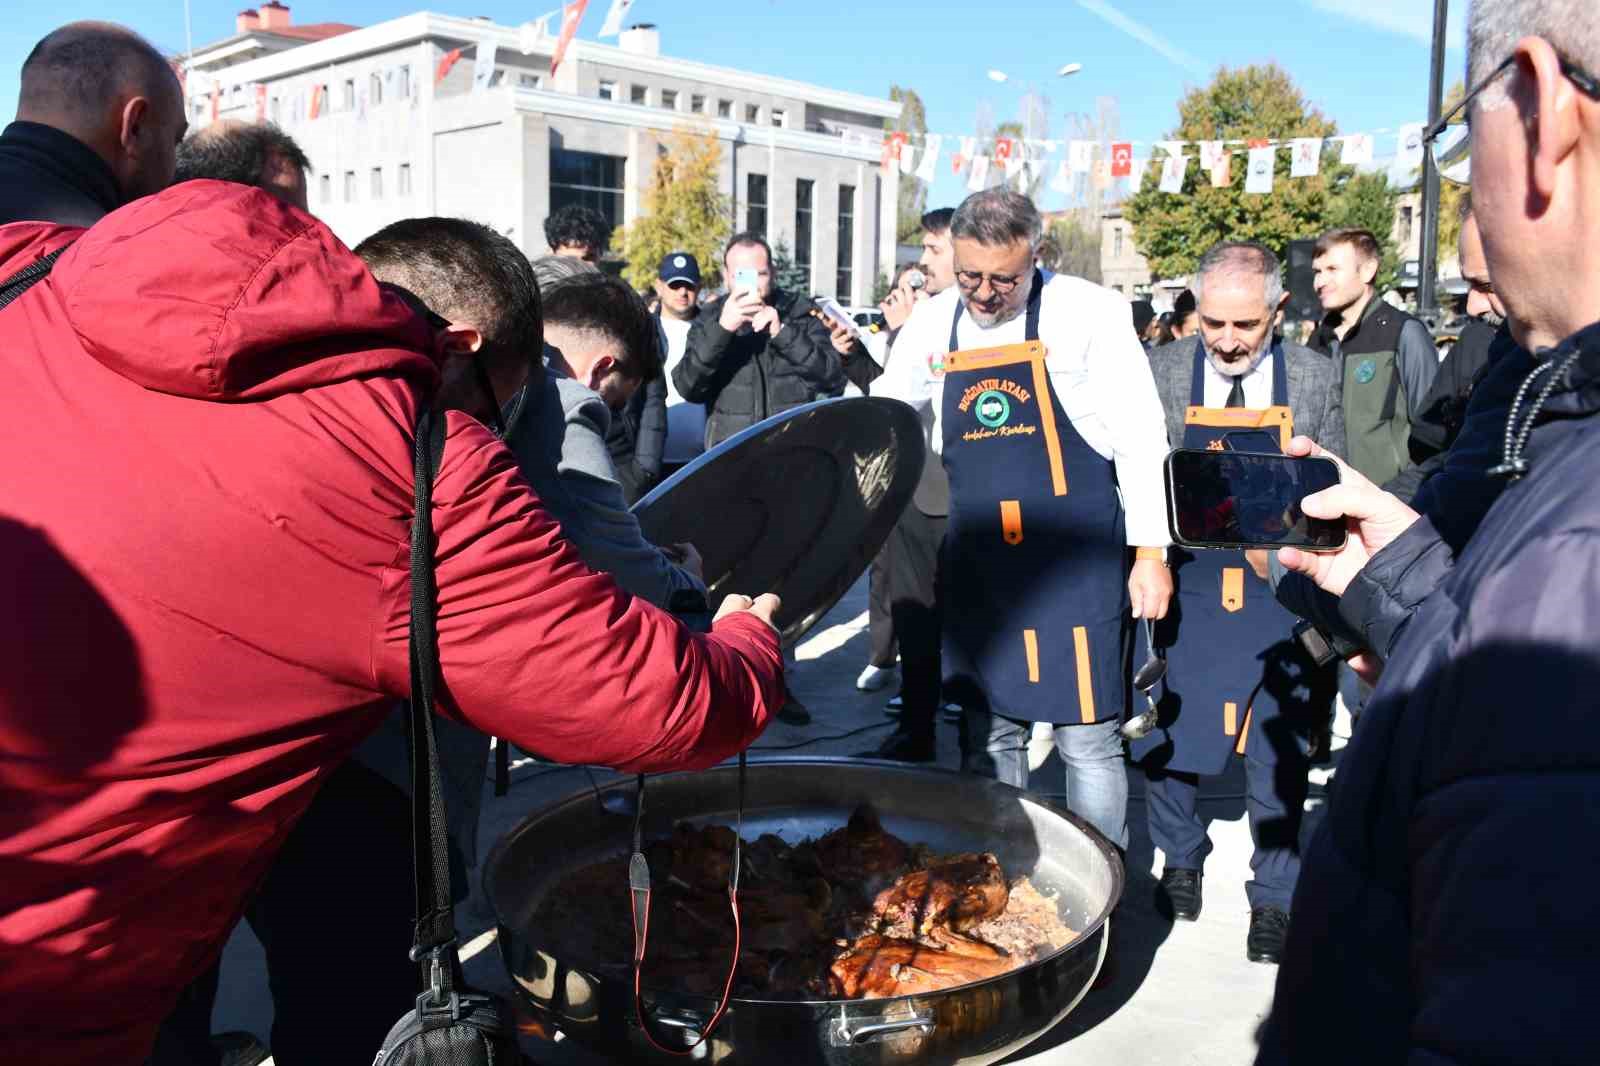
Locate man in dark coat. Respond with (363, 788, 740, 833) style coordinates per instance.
(1258, 8, 1600, 1062)
(0, 22, 185, 226)
(671, 232, 845, 448)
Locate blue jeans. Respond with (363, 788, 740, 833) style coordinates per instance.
(962, 711, 1129, 850)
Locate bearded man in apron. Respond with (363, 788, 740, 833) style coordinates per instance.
(885, 189, 1173, 853)
(1135, 242, 1344, 964)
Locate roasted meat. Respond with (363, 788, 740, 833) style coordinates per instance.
(829, 935, 1014, 999)
(871, 853, 1009, 938)
(801, 806, 912, 890)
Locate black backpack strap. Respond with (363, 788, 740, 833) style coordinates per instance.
(0, 242, 73, 311)
(407, 405, 459, 1008)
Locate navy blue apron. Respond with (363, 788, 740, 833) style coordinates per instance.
(940, 271, 1128, 726)
(1130, 340, 1330, 774)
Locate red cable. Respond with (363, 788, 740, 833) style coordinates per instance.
(631, 882, 742, 1056)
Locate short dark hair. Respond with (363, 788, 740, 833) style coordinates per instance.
(1173, 289, 1196, 316)
(541, 273, 663, 383)
(355, 217, 542, 367)
(950, 189, 1043, 248)
(1314, 227, 1381, 265)
(19, 22, 176, 122)
(921, 207, 955, 236)
(723, 230, 773, 267)
(174, 122, 311, 188)
(543, 205, 613, 256)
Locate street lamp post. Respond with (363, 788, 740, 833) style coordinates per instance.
(1419, 0, 1449, 318)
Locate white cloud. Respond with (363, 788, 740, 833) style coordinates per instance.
(1307, 0, 1467, 49)
(1074, 0, 1211, 78)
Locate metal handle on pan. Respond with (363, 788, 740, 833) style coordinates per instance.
(647, 1014, 709, 1057)
(836, 1011, 935, 1046)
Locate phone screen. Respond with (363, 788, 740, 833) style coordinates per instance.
(733, 267, 759, 294)
(1166, 449, 1345, 551)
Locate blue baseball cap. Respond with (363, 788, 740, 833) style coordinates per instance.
(658, 251, 702, 286)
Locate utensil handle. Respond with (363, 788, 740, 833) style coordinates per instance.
(838, 1013, 934, 1045)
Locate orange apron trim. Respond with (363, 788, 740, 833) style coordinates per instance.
(1000, 500, 1024, 544)
(1023, 628, 1040, 683)
(1073, 626, 1096, 724)
(1135, 547, 1165, 562)
(1183, 404, 1295, 450)
(1234, 706, 1253, 756)
(945, 340, 1067, 497)
(1221, 567, 1245, 613)
(1224, 701, 1238, 736)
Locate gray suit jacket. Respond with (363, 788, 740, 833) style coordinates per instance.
(1147, 338, 1346, 460)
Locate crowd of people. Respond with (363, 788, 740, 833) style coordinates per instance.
(2, 1, 1598, 1063)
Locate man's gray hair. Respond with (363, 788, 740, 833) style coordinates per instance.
(1469, 0, 1599, 106)
(175, 122, 311, 187)
(1190, 242, 1285, 313)
(530, 254, 598, 292)
(950, 189, 1044, 248)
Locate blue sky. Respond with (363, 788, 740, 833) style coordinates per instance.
(0, 0, 1468, 212)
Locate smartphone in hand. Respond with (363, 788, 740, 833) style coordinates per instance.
(1165, 448, 1345, 551)
(733, 267, 759, 297)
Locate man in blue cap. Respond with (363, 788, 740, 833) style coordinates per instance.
(655, 250, 707, 473)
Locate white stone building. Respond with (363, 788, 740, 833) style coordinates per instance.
(183, 4, 902, 301)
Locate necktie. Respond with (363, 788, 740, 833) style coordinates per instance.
(1226, 376, 1246, 408)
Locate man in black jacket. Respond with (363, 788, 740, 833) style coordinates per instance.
(1, 22, 185, 227)
(672, 232, 845, 448)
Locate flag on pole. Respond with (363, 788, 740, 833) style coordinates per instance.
(435, 47, 464, 85)
(209, 87, 219, 124)
(881, 131, 907, 176)
(1340, 133, 1373, 166)
(1290, 137, 1323, 178)
(473, 41, 499, 92)
(914, 134, 943, 182)
(994, 137, 1014, 162)
(1391, 122, 1426, 180)
(953, 136, 977, 175)
(550, 0, 591, 77)
(1198, 140, 1225, 171)
(255, 84, 267, 122)
(1050, 160, 1074, 195)
(308, 84, 324, 119)
(967, 155, 990, 191)
(1110, 141, 1132, 177)
(1068, 140, 1094, 174)
(597, 0, 634, 37)
(1158, 154, 1187, 194)
(1245, 146, 1275, 194)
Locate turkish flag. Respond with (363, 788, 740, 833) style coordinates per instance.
(551, 0, 591, 77)
(435, 47, 463, 85)
(1248, 138, 1270, 149)
(881, 131, 907, 175)
(1110, 142, 1132, 177)
(994, 137, 1015, 161)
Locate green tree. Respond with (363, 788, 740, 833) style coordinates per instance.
(770, 239, 812, 295)
(616, 129, 732, 291)
(1325, 170, 1401, 294)
(1038, 213, 1102, 284)
(889, 85, 929, 244)
(1125, 64, 1347, 280)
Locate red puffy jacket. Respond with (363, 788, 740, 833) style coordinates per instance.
(0, 183, 783, 1064)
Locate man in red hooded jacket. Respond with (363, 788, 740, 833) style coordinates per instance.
(0, 180, 786, 1065)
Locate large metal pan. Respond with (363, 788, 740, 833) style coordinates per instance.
(485, 758, 1123, 1065)
(632, 397, 925, 648)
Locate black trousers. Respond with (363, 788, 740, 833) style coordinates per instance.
(867, 548, 898, 669)
(886, 507, 947, 738)
(151, 761, 432, 1066)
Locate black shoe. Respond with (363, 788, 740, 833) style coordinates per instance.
(777, 696, 811, 726)
(1247, 906, 1290, 964)
(859, 728, 935, 762)
(1156, 867, 1203, 922)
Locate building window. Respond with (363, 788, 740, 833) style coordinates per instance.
(343, 79, 355, 110)
(398, 163, 412, 196)
(1113, 227, 1124, 259)
(746, 173, 768, 237)
(371, 167, 383, 198)
(795, 178, 814, 284)
(836, 183, 855, 301)
(1398, 204, 1414, 247)
(690, 94, 705, 114)
(717, 99, 732, 118)
(630, 84, 648, 105)
(549, 147, 626, 232)
(519, 73, 541, 89)
(598, 80, 616, 101)
(770, 108, 786, 128)
(344, 170, 356, 201)
(370, 72, 383, 105)
(270, 96, 281, 123)
(661, 89, 678, 110)
(320, 173, 332, 204)
(398, 65, 411, 98)
(745, 103, 760, 123)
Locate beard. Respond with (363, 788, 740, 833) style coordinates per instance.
(963, 272, 1033, 329)
(1203, 330, 1273, 378)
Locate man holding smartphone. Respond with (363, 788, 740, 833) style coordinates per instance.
(1136, 241, 1343, 965)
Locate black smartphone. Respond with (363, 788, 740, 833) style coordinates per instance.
(1165, 448, 1346, 551)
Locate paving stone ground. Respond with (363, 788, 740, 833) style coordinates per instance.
(213, 575, 1340, 1065)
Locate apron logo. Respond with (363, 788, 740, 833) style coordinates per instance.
(928, 351, 947, 378)
(975, 389, 1012, 428)
(1355, 358, 1377, 384)
(1207, 439, 1226, 451)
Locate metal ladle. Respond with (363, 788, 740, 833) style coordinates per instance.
(1121, 618, 1166, 741)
